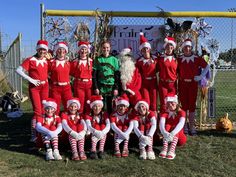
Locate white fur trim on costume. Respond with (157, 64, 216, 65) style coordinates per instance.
(165, 95, 178, 104)
(36, 44, 48, 51)
(67, 99, 81, 109)
(163, 40, 176, 49)
(78, 44, 90, 53)
(90, 100, 103, 109)
(182, 41, 192, 48)
(134, 101, 149, 111)
(126, 89, 135, 96)
(54, 43, 68, 53)
(42, 101, 57, 110)
(139, 42, 151, 51)
(116, 99, 129, 107)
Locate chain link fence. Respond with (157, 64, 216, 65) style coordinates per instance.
(42, 10, 236, 124)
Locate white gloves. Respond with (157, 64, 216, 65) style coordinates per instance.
(16, 66, 41, 86)
(194, 75, 203, 82)
(164, 132, 175, 143)
(29, 78, 41, 86)
(140, 135, 152, 146)
(126, 89, 135, 95)
(93, 130, 104, 140)
(69, 130, 78, 139)
(70, 130, 86, 140)
(48, 131, 58, 140)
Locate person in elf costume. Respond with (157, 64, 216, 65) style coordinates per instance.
(110, 95, 134, 158)
(159, 94, 187, 160)
(16, 40, 49, 142)
(93, 41, 120, 114)
(177, 39, 209, 135)
(85, 95, 110, 159)
(157, 37, 178, 113)
(132, 99, 157, 160)
(136, 33, 158, 113)
(35, 98, 63, 161)
(70, 41, 93, 114)
(48, 41, 72, 114)
(61, 98, 87, 161)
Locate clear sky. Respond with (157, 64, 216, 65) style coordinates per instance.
(1, 0, 236, 55)
(1, 0, 236, 40)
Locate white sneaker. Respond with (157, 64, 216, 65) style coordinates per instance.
(166, 151, 176, 160)
(46, 149, 54, 161)
(159, 150, 167, 159)
(139, 149, 147, 160)
(147, 151, 156, 160)
(53, 149, 62, 160)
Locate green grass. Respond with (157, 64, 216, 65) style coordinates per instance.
(0, 113, 236, 177)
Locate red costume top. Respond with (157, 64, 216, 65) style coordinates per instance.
(85, 112, 109, 131)
(160, 109, 186, 128)
(37, 115, 61, 131)
(110, 112, 131, 131)
(157, 54, 177, 81)
(21, 56, 48, 81)
(177, 55, 208, 80)
(61, 112, 84, 132)
(132, 111, 156, 132)
(48, 59, 71, 83)
(136, 56, 158, 80)
(70, 58, 93, 79)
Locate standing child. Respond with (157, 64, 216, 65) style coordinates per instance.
(85, 95, 110, 159)
(133, 99, 157, 160)
(61, 98, 87, 161)
(159, 94, 187, 160)
(36, 98, 63, 161)
(110, 95, 133, 158)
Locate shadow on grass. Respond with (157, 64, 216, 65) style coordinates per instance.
(198, 129, 236, 138)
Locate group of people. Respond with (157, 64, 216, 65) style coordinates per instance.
(16, 32, 209, 161)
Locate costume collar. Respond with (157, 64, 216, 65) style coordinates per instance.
(181, 55, 195, 63)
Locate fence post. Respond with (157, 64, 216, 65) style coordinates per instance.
(40, 3, 45, 40)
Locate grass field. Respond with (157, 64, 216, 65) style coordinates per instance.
(0, 112, 236, 177)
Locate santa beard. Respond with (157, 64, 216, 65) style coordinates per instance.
(119, 56, 135, 90)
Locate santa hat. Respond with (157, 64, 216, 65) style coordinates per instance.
(134, 99, 149, 111)
(36, 40, 48, 51)
(87, 95, 103, 109)
(54, 41, 68, 53)
(165, 93, 178, 104)
(139, 32, 151, 51)
(116, 95, 130, 107)
(163, 36, 176, 49)
(78, 41, 90, 53)
(181, 39, 193, 48)
(67, 98, 81, 110)
(42, 98, 57, 110)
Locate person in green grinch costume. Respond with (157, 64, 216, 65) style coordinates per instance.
(93, 41, 120, 114)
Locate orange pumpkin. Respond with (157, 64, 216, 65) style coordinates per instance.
(216, 113, 233, 133)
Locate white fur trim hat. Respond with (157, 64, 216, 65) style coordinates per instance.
(181, 39, 193, 48)
(163, 36, 176, 49)
(165, 94, 178, 104)
(139, 32, 151, 51)
(36, 40, 48, 51)
(42, 98, 57, 110)
(120, 47, 132, 56)
(54, 41, 68, 53)
(134, 99, 149, 111)
(78, 41, 91, 53)
(87, 95, 103, 109)
(67, 98, 81, 110)
(116, 95, 130, 107)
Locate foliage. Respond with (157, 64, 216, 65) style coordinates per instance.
(219, 48, 236, 64)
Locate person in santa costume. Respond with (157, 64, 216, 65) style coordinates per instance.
(70, 41, 93, 114)
(16, 40, 49, 142)
(85, 95, 110, 159)
(93, 41, 120, 114)
(61, 98, 87, 161)
(132, 99, 157, 160)
(177, 39, 209, 135)
(118, 47, 142, 107)
(110, 95, 134, 158)
(159, 94, 187, 160)
(157, 37, 178, 113)
(35, 98, 63, 161)
(48, 41, 72, 114)
(136, 32, 158, 112)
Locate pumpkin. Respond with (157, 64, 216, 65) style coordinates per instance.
(216, 113, 233, 133)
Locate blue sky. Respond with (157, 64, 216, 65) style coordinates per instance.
(0, 0, 236, 55)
